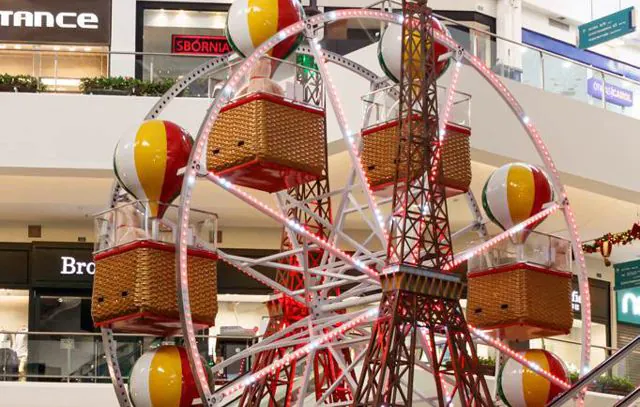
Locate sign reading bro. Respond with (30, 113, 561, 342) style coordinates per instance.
(172, 35, 231, 56)
(60, 256, 96, 276)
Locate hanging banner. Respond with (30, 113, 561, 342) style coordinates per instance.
(614, 259, 640, 290)
(579, 7, 636, 49)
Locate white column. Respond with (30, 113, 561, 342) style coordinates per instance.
(109, 0, 137, 77)
(496, 0, 523, 74)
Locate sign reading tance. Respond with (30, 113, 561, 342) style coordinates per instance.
(171, 35, 231, 55)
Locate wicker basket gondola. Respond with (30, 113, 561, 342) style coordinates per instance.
(466, 263, 572, 340)
(92, 240, 217, 335)
(207, 92, 326, 193)
(361, 119, 471, 195)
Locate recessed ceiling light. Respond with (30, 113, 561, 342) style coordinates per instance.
(84, 47, 92, 52)
(14, 44, 21, 49)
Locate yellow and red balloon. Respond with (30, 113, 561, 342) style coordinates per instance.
(498, 349, 569, 407)
(129, 346, 200, 407)
(482, 162, 554, 235)
(225, 0, 305, 60)
(378, 17, 452, 83)
(114, 120, 193, 218)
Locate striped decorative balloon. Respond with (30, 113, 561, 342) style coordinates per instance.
(378, 17, 452, 83)
(225, 0, 305, 60)
(498, 349, 569, 407)
(114, 120, 193, 219)
(482, 163, 553, 233)
(129, 346, 199, 407)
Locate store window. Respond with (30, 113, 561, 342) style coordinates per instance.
(322, 7, 385, 56)
(0, 0, 112, 92)
(137, 3, 230, 82)
(0, 289, 29, 333)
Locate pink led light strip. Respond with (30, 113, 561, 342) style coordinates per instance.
(446, 203, 560, 270)
(430, 61, 462, 187)
(307, 37, 389, 242)
(470, 325, 571, 390)
(219, 308, 379, 398)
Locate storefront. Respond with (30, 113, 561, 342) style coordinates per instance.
(0, 0, 112, 92)
(614, 260, 640, 385)
(0, 242, 274, 379)
(135, 2, 231, 81)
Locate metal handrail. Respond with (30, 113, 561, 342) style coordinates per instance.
(543, 336, 618, 352)
(614, 385, 640, 407)
(429, 12, 640, 88)
(0, 330, 258, 340)
(548, 335, 640, 406)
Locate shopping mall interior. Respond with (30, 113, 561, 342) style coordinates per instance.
(1, 0, 640, 406)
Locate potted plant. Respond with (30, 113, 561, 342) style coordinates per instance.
(592, 375, 634, 396)
(444, 356, 495, 376)
(477, 356, 496, 376)
(80, 76, 136, 95)
(80, 76, 178, 96)
(0, 73, 44, 92)
(134, 77, 176, 96)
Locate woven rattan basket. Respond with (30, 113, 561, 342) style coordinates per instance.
(92, 240, 217, 335)
(207, 92, 326, 193)
(361, 119, 471, 195)
(466, 263, 572, 340)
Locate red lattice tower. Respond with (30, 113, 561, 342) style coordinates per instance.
(353, 1, 493, 406)
(239, 62, 353, 406)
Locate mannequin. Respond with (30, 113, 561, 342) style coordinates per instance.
(236, 59, 284, 97)
(0, 329, 11, 349)
(14, 325, 27, 382)
(0, 329, 17, 380)
(106, 204, 147, 246)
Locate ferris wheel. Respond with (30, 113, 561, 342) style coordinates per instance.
(95, 3, 593, 407)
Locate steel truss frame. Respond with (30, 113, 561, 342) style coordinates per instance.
(354, 2, 491, 406)
(99, 7, 592, 407)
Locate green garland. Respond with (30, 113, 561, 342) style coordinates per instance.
(582, 222, 640, 253)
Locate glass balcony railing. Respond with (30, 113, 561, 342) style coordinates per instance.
(2, 8, 640, 125)
(361, 83, 471, 129)
(0, 330, 256, 384)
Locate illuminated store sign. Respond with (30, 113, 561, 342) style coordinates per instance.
(0, 11, 98, 29)
(0, 0, 111, 44)
(571, 289, 581, 313)
(617, 287, 640, 326)
(587, 78, 634, 107)
(171, 35, 231, 55)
